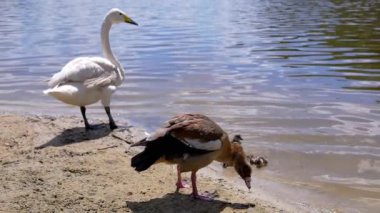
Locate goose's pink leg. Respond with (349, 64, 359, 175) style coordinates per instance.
(191, 171, 213, 201)
(176, 165, 189, 189)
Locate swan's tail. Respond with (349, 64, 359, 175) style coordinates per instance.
(43, 88, 52, 95)
(48, 71, 66, 88)
(43, 86, 63, 95)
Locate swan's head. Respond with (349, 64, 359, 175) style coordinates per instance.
(106, 8, 138, 25)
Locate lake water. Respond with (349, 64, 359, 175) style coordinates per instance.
(0, 0, 379, 212)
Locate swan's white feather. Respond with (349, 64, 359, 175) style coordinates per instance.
(44, 8, 136, 110)
(48, 57, 118, 88)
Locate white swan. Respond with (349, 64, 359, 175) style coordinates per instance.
(44, 8, 137, 130)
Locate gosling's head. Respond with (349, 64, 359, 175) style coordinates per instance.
(232, 134, 243, 143)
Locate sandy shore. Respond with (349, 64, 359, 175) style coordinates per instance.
(0, 113, 296, 212)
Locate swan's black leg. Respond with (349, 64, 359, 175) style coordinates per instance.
(105, 106, 117, 130)
(80, 106, 92, 130)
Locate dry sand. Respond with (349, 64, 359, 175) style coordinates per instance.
(0, 113, 295, 212)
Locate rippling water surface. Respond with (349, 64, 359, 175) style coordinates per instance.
(1, 0, 379, 211)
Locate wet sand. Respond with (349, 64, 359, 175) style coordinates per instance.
(0, 113, 303, 212)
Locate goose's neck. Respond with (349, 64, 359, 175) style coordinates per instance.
(216, 133, 233, 162)
(101, 19, 125, 82)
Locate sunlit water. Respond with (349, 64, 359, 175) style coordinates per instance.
(1, 0, 379, 211)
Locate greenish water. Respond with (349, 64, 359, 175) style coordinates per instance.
(0, 0, 379, 212)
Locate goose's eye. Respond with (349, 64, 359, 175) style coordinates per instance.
(119, 13, 122, 16)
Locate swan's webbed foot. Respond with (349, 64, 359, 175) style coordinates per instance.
(109, 122, 118, 130)
(80, 106, 95, 131)
(105, 106, 117, 130)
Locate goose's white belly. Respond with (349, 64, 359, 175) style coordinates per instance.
(46, 83, 103, 106)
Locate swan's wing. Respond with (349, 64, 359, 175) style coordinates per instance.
(83, 71, 117, 89)
(48, 57, 117, 88)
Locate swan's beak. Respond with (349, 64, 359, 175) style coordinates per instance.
(124, 16, 138, 26)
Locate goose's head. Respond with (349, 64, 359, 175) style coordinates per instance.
(223, 140, 252, 189)
(106, 8, 138, 25)
(234, 154, 252, 190)
(232, 142, 252, 189)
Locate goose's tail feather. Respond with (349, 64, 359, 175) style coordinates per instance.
(131, 137, 149, 147)
(131, 138, 163, 172)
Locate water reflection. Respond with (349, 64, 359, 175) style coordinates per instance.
(283, 0, 380, 92)
(0, 0, 379, 212)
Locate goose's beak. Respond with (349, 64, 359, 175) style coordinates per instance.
(244, 177, 251, 189)
(124, 16, 138, 26)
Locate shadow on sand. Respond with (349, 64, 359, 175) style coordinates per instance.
(126, 193, 254, 213)
(35, 124, 112, 149)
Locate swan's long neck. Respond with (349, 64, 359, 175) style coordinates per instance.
(101, 19, 125, 84)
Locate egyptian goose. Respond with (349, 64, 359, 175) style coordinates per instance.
(131, 113, 252, 200)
